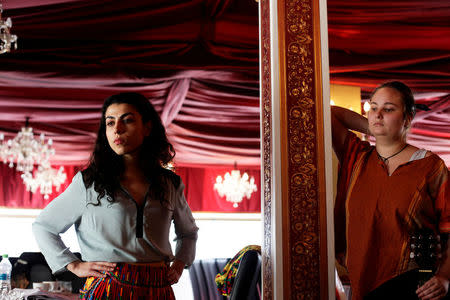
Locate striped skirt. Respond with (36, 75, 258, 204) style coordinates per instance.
(79, 262, 175, 300)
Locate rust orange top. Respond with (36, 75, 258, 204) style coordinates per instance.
(335, 132, 449, 299)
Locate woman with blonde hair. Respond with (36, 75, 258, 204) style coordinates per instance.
(332, 81, 449, 299)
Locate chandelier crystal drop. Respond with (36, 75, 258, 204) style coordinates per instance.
(0, 4, 18, 54)
(0, 118, 66, 199)
(214, 168, 257, 208)
(1, 127, 54, 173)
(21, 162, 67, 200)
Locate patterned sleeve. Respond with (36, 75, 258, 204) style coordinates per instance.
(429, 159, 450, 233)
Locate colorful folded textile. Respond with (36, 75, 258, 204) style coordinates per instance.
(215, 245, 261, 296)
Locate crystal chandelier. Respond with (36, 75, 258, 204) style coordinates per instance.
(0, 4, 18, 54)
(0, 118, 55, 173)
(214, 164, 257, 208)
(21, 161, 67, 199)
(0, 118, 67, 199)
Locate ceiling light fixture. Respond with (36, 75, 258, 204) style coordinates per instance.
(0, 117, 66, 199)
(214, 163, 257, 208)
(0, 4, 18, 54)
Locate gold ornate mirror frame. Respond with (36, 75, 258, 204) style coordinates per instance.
(260, 0, 333, 298)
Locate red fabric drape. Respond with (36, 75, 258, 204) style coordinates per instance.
(2, 0, 448, 91)
(0, 0, 259, 74)
(177, 166, 260, 212)
(0, 71, 260, 166)
(1, 70, 446, 167)
(0, 165, 261, 212)
(327, 1, 450, 92)
(0, 163, 80, 208)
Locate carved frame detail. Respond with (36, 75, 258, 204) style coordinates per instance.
(283, 0, 325, 298)
(260, 0, 274, 299)
(261, 0, 326, 298)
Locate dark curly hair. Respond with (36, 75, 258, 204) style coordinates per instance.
(82, 92, 176, 205)
(371, 81, 416, 119)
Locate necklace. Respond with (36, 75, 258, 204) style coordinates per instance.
(377, 144, 408, 163)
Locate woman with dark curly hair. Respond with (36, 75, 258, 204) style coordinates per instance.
(33, 92, 198, 299)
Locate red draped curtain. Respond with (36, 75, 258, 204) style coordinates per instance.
(0, 164, 261, 212)
(0, 164, 81, 208)
(177, 166, 260, 212)
(0, 71, 260, 167)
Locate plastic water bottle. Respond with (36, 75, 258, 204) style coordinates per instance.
(0, 254, 12, 294)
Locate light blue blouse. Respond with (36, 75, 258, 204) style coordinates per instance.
(32, 172, 198, 274)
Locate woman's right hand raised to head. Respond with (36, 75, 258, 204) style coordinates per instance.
(66, 261, 116, 278)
